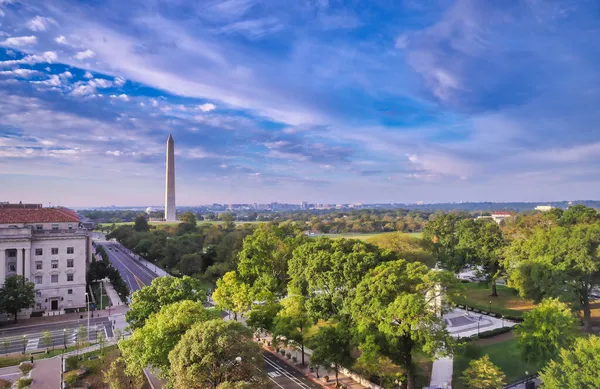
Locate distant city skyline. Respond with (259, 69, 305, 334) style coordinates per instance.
(1, 1, 600, 205)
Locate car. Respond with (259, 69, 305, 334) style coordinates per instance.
(115, 249, 119, 252)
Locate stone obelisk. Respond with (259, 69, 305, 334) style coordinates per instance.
(164, 134, 176, 221)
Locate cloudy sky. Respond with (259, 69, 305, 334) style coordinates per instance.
(0, 0, 599, 207)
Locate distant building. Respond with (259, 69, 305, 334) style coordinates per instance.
(300, 201, 308, 210)
(164, 134, 176, 222)
(535, 205, 553, 212)
(0, 203, 91, 318)
(490, 211, 512, 224)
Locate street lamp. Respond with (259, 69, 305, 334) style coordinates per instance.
(85, 292, 90, 342)
(21, 335, 27, 354)
(63, 328, 67, 349)
(489, 300, 492, 314)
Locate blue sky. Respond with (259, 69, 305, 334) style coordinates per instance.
(1, 0, 599, 206)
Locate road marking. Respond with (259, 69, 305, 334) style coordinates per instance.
(268, 372, 282, 378)
(25, 338, 39, 351)
(263, 355, 312, 389)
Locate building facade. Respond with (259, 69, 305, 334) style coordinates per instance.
(0, 204, 91, 317)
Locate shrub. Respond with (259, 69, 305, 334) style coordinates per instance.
(65, 355, 80, 371)
(17, 378, 32, 389)
(19, 362, 33, 375)
(323, 375, 329, 382)
(286, 352, 291, 359)
(64, 371, 78, 387)
(292, 356, 297, 362)
(280, 349, 286, 356)
(0, 378, 11, 389)
(476, 326, 512, 339)
(461, 343, 483, 359)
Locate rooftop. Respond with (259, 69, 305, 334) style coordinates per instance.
(0, 206, 80, 224)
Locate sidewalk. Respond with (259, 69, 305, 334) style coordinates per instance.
(103, 279, 125, 307)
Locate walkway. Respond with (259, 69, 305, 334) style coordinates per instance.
(30, 357, 61, 389)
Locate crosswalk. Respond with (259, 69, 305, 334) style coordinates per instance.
(25, 338, 39, 352)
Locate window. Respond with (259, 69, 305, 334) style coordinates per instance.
(36, 224, 43, 230)
(6, 249, 16, 258)
(36, 303, 42, 310)
(67, 247, 74, 254)
(68, 224, 73, 230)
(35, 276, 43, 284)
(51, 248, 58, 255)
(51, 260, 58, 269)
(51, 275, 58, 283)
(51, 224, 59, 230)
(67, 259, 74, 268)
(36, 291, 42, 297)
(35, 248, 43, 256)
(8, 263, 16, 272)
(67, 274, 74, 282)
(8, 225, 18, 228)
(68, 289, 73, 295)
(36, 261, 42, 270)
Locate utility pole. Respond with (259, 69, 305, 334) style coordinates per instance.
(99, 281, 104, 310)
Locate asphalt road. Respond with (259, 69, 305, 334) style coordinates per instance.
(0, 317, 112, 354)
(100, 242, 159, 294)
(263, 351, 322, 389)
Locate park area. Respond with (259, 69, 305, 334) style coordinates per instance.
(451, 282, 536, 318)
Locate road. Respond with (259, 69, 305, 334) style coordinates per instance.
(262, 351, 322, 389)
(100, 242, 160, 294)
(0, 317, 112, 354)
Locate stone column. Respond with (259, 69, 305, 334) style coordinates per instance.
(23, 248, 31, 282)
(0, 249, 5, 287)
(16, 247, 23, 279)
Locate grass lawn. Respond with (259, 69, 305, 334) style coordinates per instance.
(451, 282, 535, 317)
(90, 282, 110, 310)
(0, 345, 85, 368)
(453, 338, 540, 389)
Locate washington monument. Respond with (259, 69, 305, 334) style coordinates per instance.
(164, 133, 176, 221)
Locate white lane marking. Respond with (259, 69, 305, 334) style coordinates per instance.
(25, 338, 39, 351)
(268, 372, 282, 378)
(0, 372, 21, 378)
(263, 355, 312, 389)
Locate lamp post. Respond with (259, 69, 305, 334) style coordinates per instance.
(489, 300, 492, 314)
(501, 315, 504, 328)
(61, 347, 64, 389)
(63, 328, 67, 350)
(525, 371, 529, 387)
(22, 335, 27, 354)
(477, 320, 480, 336)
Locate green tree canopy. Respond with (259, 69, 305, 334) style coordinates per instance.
(460, 355, 506, 389)
(515, 298, 578, 366)
(349, 260, 454, 389)
(288, 237, 394, 320)
(177, 212, 197, 235)
(120, 300, 218, 378)
(212, 271, 253, 321)
(125, 276, 208, 329)
(504, 223, 600, 331)
(273, 289, 314, 366)
(247, 301, 282, 334)
(237, 223, 307, 296)
(423, 213, 463, 272)
(168, 319, 267, 389)
(366, 233, 436, 268)
(133, 214, 149, 232)
(309, 324, 354, 387)
(0, 275, 35, 323)
(539, 335, 600, 388)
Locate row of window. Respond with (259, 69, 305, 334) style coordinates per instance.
(35, 224, 74, 230)
(35, 259, 74, 269)
(34, 273, 75, 284)
(6, 259, 74, 272)
(35, 247, 75, 255)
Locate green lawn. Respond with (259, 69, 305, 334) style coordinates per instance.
(90, 282, 110, 310)
(453, 338, 540, 388)
(451, 282, 535, 317)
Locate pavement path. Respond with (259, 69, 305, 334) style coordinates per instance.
(0, 365, 21, 383)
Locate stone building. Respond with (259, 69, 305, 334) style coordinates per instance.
(0, 203, 91, 318)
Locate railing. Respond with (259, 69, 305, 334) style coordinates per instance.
(32, 229, 88, 236)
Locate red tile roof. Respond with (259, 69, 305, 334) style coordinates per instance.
(0, 207, 80, 224)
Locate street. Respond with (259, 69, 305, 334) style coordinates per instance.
(99, 242, 160, 293)
(0, 317, 112, 354)
(262, 351, 322, 389)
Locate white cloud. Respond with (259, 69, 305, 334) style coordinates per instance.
(106, 150, 122, 156)
(113, 76, 125, 87)
(89, 78, 112, 88)
(71, 83, 97, 97)
(395, 34, 409, 49)
(84, 71, 93, 78)
(110, 94, 129, 102)
(59, 71, 73, 79)
(0, 69, 40, 78)
(0, 51, 57, 68)
(27, 16, 56, 31)
(1, 35, 37, 47)
(151, 99, 159, 107)
(74, 49, 95, 60)
(31, 74, 62, 87)
(197, 103, 216, 112)
(55, 35, 68, 44)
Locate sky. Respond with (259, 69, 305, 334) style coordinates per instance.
(0, 0, 599, 207)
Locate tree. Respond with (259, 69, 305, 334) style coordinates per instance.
(560, 204, 599, 226)
(41, 331, 53, 352)
(354, 335, 397, 386)
(247, 301, 282, 334)
(288, 238, 394, 320)
(237, 223, 307, 296)
(103, 357, 145, 389)
(213, 272, 253, 321)
(366, 232, 436, 268)
(515, 298, 578, 366)
(177, 212, 197, 235)
(309, 325, 354, 387)
(97, 330, 106, 354)
(273, 288, 314, 366)
(422, 213, 463, 272)
(133, 214, 149, 232)
(461, 355, 506, 389)
(168, 319, 268, 389)
(349, 260, 454, 389)
(120, 300, 218, 378)
(125, 276, 208, 329)
(539, 335, 600, 388)
(504, 223, 600, 331)
(0, 275, 35, 323)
